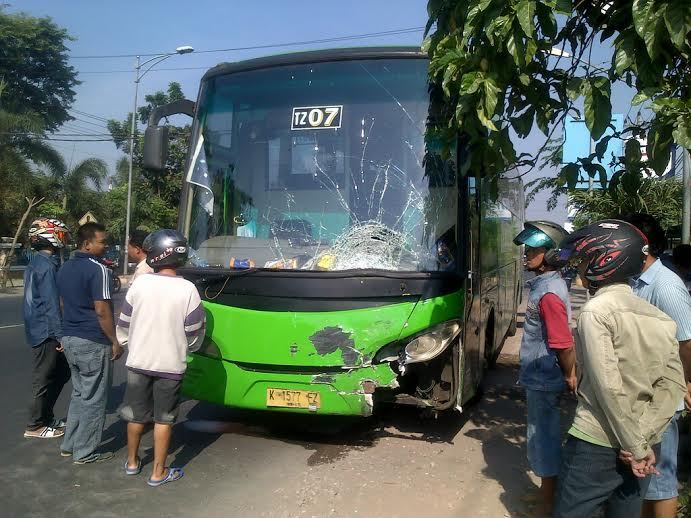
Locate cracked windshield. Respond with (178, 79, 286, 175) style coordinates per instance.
(185, 58, 457, 272)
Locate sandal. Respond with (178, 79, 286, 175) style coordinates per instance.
(124, 457, 142, 475)
(147, 467, 184, 487)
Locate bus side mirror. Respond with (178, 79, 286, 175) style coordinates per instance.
(143, 126, 169, 171)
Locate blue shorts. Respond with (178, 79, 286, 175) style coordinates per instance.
(645, 411, 681, 500)
(526, 389, 562, 478)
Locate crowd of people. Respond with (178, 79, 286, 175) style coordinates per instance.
(515, 214, 691, 518)
(22, 219, 204, 486)
(19, 213, 691, 514)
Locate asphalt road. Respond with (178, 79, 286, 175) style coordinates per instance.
(0, 291, 546, 518)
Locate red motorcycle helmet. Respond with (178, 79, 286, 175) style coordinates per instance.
(556, 219, 649, 290)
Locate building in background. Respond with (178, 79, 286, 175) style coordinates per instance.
(561, 114, 683, 231)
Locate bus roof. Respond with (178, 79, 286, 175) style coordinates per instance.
(201, 46, 426, 82)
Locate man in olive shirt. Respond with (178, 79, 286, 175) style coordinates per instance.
(554, 221, 685, 518)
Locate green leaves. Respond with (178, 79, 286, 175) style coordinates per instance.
(646, 121, 673, 175)
(663, 2, 691, 51)
(477, 75, 502, 130)
(566, 77, 583, 100)
(624, 138, 642, 164)
(536, 3, 557, 39)
(594, 135, 613, 161)
(672, 117, 691, 150)
(614, 38, 634, 75)
(516, 0, 535, 38)
(583, 163, 608, 188)
(632, 0, 667, 59)
(559, 163, 580, 190)
(583, 77, 612, 140)
(511, 107, 534, 138)
(426, 0, 687, 213)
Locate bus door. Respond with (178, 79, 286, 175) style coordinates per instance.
(460, 175, 483, 402)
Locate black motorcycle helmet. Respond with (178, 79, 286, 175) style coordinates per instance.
(143, 229, 189, 269)
(556, 219, 648, 290)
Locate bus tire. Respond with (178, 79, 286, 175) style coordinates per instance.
(484, 315, 499, 369)
(507, 314, 517, 337)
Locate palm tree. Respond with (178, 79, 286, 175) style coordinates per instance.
(43, 155, 109, 215)
(0, 80, 64, 235)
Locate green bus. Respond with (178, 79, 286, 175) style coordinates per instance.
(143, 47, 524, 417)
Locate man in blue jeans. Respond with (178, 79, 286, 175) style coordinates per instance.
(555, 220, 686, 518)
(513, 221, 576, 517)
(57, 222, 124, 464)
(625, 213, 691, 518)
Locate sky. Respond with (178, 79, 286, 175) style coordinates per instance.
(8, 0, 637, 223)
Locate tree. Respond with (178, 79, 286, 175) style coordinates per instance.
(0, 81, 62, 236)
(425, 0, 691, 199)
(41, 156, 108, 218)
(0, 196, 44, 290)
(99, 157, 177, 244)
(568, 178, 683, 231)
(0, 8, 79, 131)
(105, 82, 191, 237)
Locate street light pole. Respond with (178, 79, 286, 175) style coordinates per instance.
(123, 55, 140, 276)
(122, 46, 193, 275)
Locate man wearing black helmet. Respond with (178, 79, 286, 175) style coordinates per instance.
(513, 221, 575, 517)
(553, 220, 686, 518)
(116, 229, 205, 487)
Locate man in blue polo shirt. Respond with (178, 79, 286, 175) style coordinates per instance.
(57, 222, 124, 464)
(625, 213, 691, 518)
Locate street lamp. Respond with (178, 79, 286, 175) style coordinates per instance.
(123, 45, 194, 275)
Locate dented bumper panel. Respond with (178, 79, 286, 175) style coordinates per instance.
(183, 354, 398, 416)
(185, 293, 463, 416)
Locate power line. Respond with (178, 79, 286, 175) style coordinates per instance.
(61, 124, 108, 136)
(66, 26, 424, 59)
(69, 109, 110, 123)
(79, 65, 211, 74)
(1, 131, 117, 142)
(68, 116, 110, 129)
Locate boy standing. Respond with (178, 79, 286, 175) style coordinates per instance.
(513, 221, 575, 517)
(116, 229, 205, 486)
(554, 220, 686, 518)
(23, 218, 72, 439)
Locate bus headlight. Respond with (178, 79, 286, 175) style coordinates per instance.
(403, 320, 461, 364)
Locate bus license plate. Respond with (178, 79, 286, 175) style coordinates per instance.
(266, 388, 321, 410)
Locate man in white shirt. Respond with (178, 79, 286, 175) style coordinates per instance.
(117, 229, 205, 486)
(128, 229, 153, 283)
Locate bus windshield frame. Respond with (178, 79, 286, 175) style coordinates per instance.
(181, 57, 459, 274)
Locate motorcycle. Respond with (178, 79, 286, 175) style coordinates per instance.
(102, 258, 121, 293)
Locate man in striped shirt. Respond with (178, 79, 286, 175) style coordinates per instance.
(116, 229, 205, 487)
(57, 222, 123, 464)
(626, 213, 691, 518)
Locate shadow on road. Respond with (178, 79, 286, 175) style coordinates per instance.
(181, 396, 471, 468)
(463, 356, 577, 517)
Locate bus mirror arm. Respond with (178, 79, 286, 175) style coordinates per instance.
(143, 99, 196, 171)
(147, 99, 195, 126)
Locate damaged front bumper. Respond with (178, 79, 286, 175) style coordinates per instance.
(183, 353, 399, 417)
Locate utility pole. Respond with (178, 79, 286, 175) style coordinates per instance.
(122, 45, 194, 275)
(683, 148, 690, 244)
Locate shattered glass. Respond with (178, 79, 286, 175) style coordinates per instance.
(184, 58, 458, 272)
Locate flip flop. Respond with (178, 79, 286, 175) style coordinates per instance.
(124, 457, 142, 475)
(147, 467, 184, 487)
